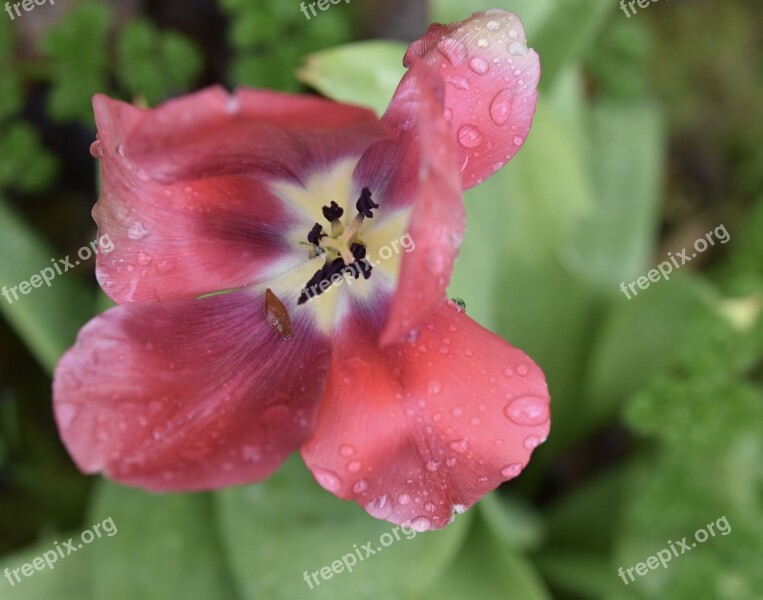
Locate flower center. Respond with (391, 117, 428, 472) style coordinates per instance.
(298, 187, 379, 304)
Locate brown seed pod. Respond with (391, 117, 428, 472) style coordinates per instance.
(264, 288, 294, 340)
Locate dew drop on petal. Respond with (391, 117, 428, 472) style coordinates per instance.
(458, 125, 484, 148)
(398, 493, 411, 505)
(427, 379, 443, 395)
(501, 463, 522, 478)
(504, 395, 549, 426)
(410, 516, 432, 532)
(352, 479, 368, 493)
(314, 468, 342, 493)
(425, 501, 437, 513)
(449, 439, 469, 453)
(469, 57, 490, 74)
(426, 460, 439, 472)
(446, 75, 471, 91)
(490, 89, 515, 126)
(513, 135, 525, 147)
(127, 221, 149, 241)
(90, 141, 104, 158)
(339, 444, 355, 457)
(524, 435, 541, 450)
(347, 460, 362, 472)
(516, 364, 529, 376)
(486, 19, 502, 30)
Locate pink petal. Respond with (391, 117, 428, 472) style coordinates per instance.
(53, 290, 331, 491)
(91, 90, 389, 303)
(301, 299, 550, 529)
(111, 86, 391, 184)
(352, 61, 465, 345)
(402, 9, 540, 189)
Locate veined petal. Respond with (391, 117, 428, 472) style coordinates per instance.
(117, 86, 391, 184)
(92, 91, 389, 303)
(352, 62, 465, 345)
(301, 300, 550, 529)
(53, 290, 331, 491)
(401, 9, 540, 189)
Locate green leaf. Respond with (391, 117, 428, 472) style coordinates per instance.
(217, 455, 471, 600)
(414, 520, 551, 600)
(567, 102, 664, 289)
(0, 534, 91, 600)
(533, 0, 614, 90)
(478, 491, 543, 551)
(0, 198, 93, 374)
(88, 481, 238, 600)
(42, 4, 111, 124)
(0, 122, 58, 193)
(116, 20, 203, 105)
(298, 41, 408, 115)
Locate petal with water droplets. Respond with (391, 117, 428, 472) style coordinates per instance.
(53, 289, 331, 491)
(301, 299, 550, 529)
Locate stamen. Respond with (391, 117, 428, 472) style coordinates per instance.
(356, 188, 379, 219)
(298, 244, 373, 304)
(307, 223, 326, 246)
(322, 201, 344, 221)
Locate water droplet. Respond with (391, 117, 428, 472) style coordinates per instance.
(443, 107, 453, 121)
(127, 221, 149, 241)
(509, 41, 529, 56)
(339, 444, 355, 457)
(449, 439, 469, 453)
(458, 125, 484, 148)
(90, 141, 104, 158)
(501, 463, 522, 478)
(477, 38, 489, 48)
(504, 395, 549, 426)
(486, 19, 502, 30)
(504, 367, 514, 377)
(241, 445, 261, 462)
(347, 460, 362, 472)
(425, 501, 437, 512)
(366, 494, 392, 519)
(490, 89, 515, 125)
(137, 252, 153, 266)
(516, 364, 529, 376)
(117, 144, 126, 157)
(524, 435, 541, 450)
(398, 493, 411, 505)
(352, 479, 368, 493)
(426, 460, 439, 472)
(513, 135, 525, 146)
(469, 57, 490, 74)
(314, 468, 342, 492)
(470, 417, 481, 426)
(446, 456, 458, 467)
(427, 380, 442, 395)
(410, 516, 431, 532)
(446, 75, 471, 91)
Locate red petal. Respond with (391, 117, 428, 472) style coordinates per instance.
(53, 290, 331, 491)
(91, 90, 389, 303)
(114, 86, 390, 184)
(352, 62, 465, 345)
(301, 300, 550, 529)
(402, 9, 540, 189)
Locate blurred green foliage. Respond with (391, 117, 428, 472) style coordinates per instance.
(1, 0, 762, 599)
